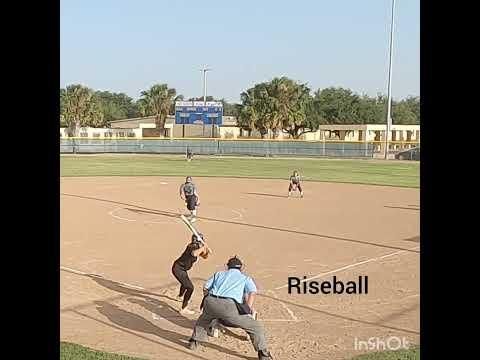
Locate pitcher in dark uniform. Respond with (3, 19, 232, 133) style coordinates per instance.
(172, 233, 209, 315)
(288, 170, 304, 197)
(179, 176, 200, 222)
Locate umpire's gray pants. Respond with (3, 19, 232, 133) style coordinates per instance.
(191, 296, 268, 352)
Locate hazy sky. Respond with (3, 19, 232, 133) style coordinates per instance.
(60, 0, 419, 103)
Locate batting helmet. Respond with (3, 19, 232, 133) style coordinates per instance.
(186, 176, 192, 183)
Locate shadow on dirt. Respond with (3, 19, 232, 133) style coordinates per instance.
(61, 193, 419, 253)
(258, 293, 419, 335)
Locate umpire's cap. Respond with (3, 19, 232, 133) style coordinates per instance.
(227, 256, 243, 269)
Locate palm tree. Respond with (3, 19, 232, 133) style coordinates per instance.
(61, 84, 104, 136)
(138, 84, 178, 133)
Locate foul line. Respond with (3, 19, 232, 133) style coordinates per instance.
(274, 245, 420, 290)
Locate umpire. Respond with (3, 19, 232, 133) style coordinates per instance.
(188, 256, 273, 360)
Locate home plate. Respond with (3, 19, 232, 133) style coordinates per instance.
(160, 182, 168, 185)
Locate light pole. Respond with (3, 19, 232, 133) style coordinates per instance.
(200, 66, 212, 105)
(200, 66, 212, 136)
(385, 0, 396, 159)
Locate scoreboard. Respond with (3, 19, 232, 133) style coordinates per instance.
(175, 101, 223, 125)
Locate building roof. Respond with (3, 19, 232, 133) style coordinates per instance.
(110, 115, 175, 128)
(109, 115, 419, 131)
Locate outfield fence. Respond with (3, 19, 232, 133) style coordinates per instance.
(60, 138, 419, 158)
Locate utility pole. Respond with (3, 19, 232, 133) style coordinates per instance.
(385, 0, 396, 159)
(200, 66, 212, 105)
(200, 66, 212, 136)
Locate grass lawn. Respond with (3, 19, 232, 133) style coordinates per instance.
(60, 342, 420, 360)
(60, 342, 143, 360)
(60, 155, 419, 188)
(350, 346, 420, 360)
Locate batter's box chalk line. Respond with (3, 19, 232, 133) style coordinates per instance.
(263, 290, 300, 322)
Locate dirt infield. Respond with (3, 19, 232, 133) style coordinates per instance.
(60, 176, 420, 360)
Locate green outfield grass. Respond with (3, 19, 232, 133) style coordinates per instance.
(60, 155, 419, 188)
(350, 346, 420, 360)
(60, 342, 419, 360)
(60, 342, 143, 360)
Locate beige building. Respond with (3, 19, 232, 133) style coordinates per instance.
(60, 126, 144, 138)
(109, 116, 174, 137)
(61, 115, 420, 153)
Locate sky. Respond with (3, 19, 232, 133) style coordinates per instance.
(60, 0, 419, 103)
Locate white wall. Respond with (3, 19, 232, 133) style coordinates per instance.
(60, 127, 142, 138)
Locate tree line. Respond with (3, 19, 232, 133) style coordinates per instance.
(60, 78, 419, 138)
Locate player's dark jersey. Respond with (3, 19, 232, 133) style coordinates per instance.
(174, 244, 198, 271)
(180, 182, 196, 197)
(290, 175, 300, 184)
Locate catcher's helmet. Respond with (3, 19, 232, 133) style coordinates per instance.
(227, 256, 243, 269)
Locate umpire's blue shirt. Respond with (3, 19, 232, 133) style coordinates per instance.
(204, 269, 257, 304)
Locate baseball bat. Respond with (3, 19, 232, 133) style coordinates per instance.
(180, 215, 212, 253)
(180, 214, 201, 238)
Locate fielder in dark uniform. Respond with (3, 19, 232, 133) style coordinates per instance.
(179, 176, 200, 222)
(186, 146, 193, 162)
(288, 170, 303, 197)
(188, 256, 273, 360)
(172, 233, 210, 315)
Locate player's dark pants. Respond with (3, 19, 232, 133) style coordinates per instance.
(191, 295, 268, 352)
(289, 182, 302, 192)
(185, 195, 197, 211)
(172, 262, 194, 309)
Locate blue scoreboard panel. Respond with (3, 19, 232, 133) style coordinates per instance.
(175, 101, 223, 125)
